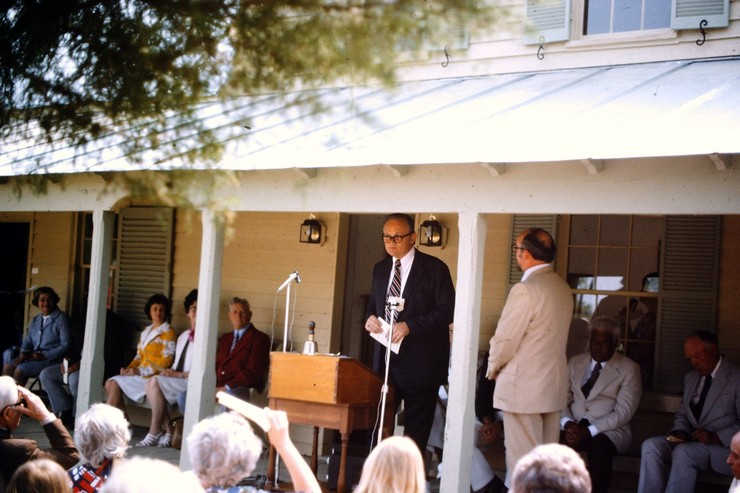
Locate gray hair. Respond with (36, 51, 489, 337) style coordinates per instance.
(75, 403, 131, 467)
(187, 412, 262, 488)
(100, 457, 204, 493)
(589, 315, 621, 346)
(511, 443, 591, 493)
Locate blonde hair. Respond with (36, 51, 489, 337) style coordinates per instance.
(353, 436, 426, 493)
(6, 459, 71, 493)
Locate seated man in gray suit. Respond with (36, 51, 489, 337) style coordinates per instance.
(639, 330, 740, 493)
(561, 316, 642, 493)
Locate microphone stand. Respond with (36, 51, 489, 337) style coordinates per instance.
(377, 297, 402, 448)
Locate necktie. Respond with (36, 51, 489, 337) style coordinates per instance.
(229, 331, 241, 354)
(581, 362, 602, 398)
(691, 374, 713, 419)
(385, 259, 401, 322)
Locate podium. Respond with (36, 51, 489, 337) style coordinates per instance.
(267, 352, 393, 493)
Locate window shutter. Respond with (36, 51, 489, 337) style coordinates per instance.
(671, 0, 729, 29)
(524, 0, 572, 45)
(509, 215, 559, 286)
(654, 216, 720, 393)
(422, 23, 470, 51)
(114, 207, 174, 328)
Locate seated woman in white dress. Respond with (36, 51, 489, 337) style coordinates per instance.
(141, 289, 198, 448)
(104, 293, 176, 447)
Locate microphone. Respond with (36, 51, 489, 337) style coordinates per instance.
(303, 321, 318, 355)
(277, 271, 301, 292)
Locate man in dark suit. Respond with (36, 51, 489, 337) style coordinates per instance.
(638, 330, 740, 493)
(365, 213, 455, 454)
(216, 296, 271, 399)
(561, 316, 642, 493)
(0, 376, 79, 487)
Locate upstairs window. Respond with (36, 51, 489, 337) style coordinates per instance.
(584, 0, 671, 34)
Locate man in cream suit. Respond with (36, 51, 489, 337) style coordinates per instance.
(562, 316, 642, 493)
(639, 330, 740, 493)
(487, 228, 573, 487)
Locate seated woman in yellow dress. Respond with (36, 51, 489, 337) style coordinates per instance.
(104, 293, 176, 447)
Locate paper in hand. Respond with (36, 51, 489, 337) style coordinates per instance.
(369, 317, 403, 354)
(216, 391, 271, 432)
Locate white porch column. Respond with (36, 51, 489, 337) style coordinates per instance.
(440, 212, 487, 493)
(180, 209, 225, 470)
(76, 210, 114, 418)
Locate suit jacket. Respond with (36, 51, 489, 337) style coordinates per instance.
(365, 249, 455, 390)
(562, 352, 642, 453)
(0, 419, 80, 485)
(673, 357, 740, 447)
(216, 324, 271, 393)
(488, 266, 573, 414)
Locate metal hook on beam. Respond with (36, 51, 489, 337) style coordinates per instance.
(696, 19, 708, 46)
(537, 37, 545, 60)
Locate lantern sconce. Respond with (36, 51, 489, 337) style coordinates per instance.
(300, 214, 324, 245)
(419, 215, 446, 248)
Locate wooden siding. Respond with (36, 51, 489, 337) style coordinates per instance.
(718, 215, 740, 363)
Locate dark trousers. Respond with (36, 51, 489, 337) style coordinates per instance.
(561, 431, 617, 493)
(392, 378, 439, 455)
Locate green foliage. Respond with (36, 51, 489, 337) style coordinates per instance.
(0, 0, 487, 174)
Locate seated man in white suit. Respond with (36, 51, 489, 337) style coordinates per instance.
(561, 316, 642, 493)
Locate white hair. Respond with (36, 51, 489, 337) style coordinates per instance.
(0, 376, 18, 409)
(187, 411, 263, 488)
(100, 457, 204, 493)
(75, 403, 131, 467)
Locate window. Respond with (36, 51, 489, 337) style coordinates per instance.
(567, 215, 663, 389)
(584, 0, 671, 34)
(562, 214, 720, 393)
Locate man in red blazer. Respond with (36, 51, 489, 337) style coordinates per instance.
(215, 297, 271, 399)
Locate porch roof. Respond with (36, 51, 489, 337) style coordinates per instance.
(1, 56, 739, 176)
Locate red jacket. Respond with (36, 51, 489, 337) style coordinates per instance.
(215, 324, 270, 393)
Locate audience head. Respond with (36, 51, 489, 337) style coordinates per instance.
(588, 316, 620, 363)
(728, 431, 740, 480)
(187, 411, 262, 489)
(100, 457, 204, 493)
(353, 436, 426, 493)
(75, 403, 131, 467)
(6, 458, 71, 493)
(143, 293, 172, 322)
(684, 329, 720, 376)
(0, 376, 23, 431)
(511, 443, 591, 493)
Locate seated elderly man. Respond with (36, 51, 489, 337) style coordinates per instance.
(561, 316, 642, 493)
(0, 376, 79, 487)
(639, 330, 740, 493)
(728, 431, 740, 493)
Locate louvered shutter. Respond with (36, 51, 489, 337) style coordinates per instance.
(654, 216, 720, 393)
(422, 22, 470, 51)
(509, 215, 559, 286)
(524, 0, 572, 45)
(671, 0, 729, 29)
(113, 207, 174, 328)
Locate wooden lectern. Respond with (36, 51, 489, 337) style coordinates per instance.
(267, 352, 393, 493)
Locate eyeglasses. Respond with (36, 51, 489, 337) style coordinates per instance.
(1, 397, 26, 414)
(511, 244, 527, 253)
(381, 232, 414, 244)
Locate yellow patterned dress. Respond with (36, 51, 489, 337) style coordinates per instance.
(107, 322, 177, 403)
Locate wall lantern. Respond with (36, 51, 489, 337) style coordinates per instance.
(419, 215, 445, 247)
(300, 214, 323, 244)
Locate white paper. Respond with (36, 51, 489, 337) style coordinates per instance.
(370, 317, 403, 354)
